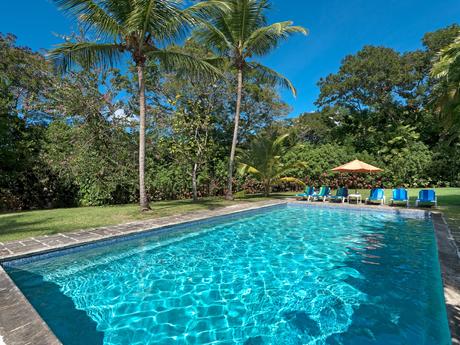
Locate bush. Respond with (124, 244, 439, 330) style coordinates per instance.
(383, 142, 433, 188)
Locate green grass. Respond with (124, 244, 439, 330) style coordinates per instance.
(0, 195, 283, 242)
(1, 188, 459, 243)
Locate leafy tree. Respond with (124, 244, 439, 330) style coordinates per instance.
(376, 125, 432, 186)
(431, 32, 460, 140)
(49, 0, 225, 210)
(286, 111, 333, 144)
(384, 141, 432, 187)
(42, 69, 138, 205)
(0, 33, 72, 210)
(168, 97, 215, 201)
(423, 24, 460, 57)
(237, 132, 305, 196)
(194, 0, 307, 199)
(316, 46, 419, 115)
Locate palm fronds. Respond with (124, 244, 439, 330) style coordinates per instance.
(149, 48, 223, 80)
(237, 132, 306, 195)
(247, 62, 297, 96)
(431, 33, 460, 139)
(195, 0, 307, 60)
(47, 41, 123, 72)
(53, 0, 124, 39)
(244, 21, 307, 56)
(431, 35, 460, 79)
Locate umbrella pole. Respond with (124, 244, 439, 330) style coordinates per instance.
(355, 173, 358, 194)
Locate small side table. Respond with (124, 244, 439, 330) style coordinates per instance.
(348, 194, 362, 204)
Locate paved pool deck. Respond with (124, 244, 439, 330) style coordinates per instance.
(0, 199, 459, 344)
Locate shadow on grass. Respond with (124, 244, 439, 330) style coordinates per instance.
(146, 199, 232, 213)
(0, 216, 59, 241)
(6, 267, 104, 345)
(437, 194, 460, 206)
(0, 195, 289, 242)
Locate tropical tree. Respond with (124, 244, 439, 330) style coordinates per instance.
(237, 132, 305, 196)
(168, 96, 215, 202)
(431, 33, 460, 139)
(194, 0, 307, 200)
(48, 0, 226, 211)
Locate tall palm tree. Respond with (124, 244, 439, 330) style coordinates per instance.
(48, 0, 226, 211)
(194, 0, 307, 199)
(237, 132, 305, 196)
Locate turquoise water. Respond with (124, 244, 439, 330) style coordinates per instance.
(3, 205, 451, 345)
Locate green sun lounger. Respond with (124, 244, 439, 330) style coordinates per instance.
(295, 186, 315, 200)
(311, 186, 330, 202)
(329, 187, 349, 203)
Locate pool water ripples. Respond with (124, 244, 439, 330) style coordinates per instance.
(4, 205, 451, 345)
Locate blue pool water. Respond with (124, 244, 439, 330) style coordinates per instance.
(3, 205, 451, 345)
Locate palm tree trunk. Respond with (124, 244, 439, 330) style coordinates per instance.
(264, 180, 271, 197)
(226, 67, 243, 200)
(137, 64, 150, 211)
(192, 162, 198, 202)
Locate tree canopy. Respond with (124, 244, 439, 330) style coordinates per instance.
(1, 17, 460, 211)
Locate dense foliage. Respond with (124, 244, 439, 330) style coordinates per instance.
(237, 132, 305, 196)
(1, 20, 460, 210)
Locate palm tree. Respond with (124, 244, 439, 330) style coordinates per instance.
(431, 34, 460, 139)
(48, 0, 226, 211)
(237, 132, 305, 196)
(194, 0, 307, 200)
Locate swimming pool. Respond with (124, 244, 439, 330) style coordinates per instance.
(2, 204, 451, 345)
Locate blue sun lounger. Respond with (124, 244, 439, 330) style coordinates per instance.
(295, 186, 315, 200)
(329, 187, 349, 203)
(365, 188, 385, 205)
(416, 189, 437, 207)
(390, 188, 409, 207)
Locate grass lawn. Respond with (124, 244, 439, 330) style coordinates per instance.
(1, 188, 459, 243)
(0, 195, 282, 242)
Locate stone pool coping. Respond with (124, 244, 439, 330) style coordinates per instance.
(0, 199, 459, 344)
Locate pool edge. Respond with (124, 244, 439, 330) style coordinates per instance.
(0, 265, 61, 345)
(432, 212, 460, 345)
(0, 200, 458, 345)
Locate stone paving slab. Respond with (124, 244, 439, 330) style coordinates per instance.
(0, 265, 61, 345)
(432, 213, 460, 344)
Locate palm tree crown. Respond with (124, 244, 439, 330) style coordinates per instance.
(237, 132, 305, 196)
(195, 0, 307, 94)
(49, 0, 225, 74)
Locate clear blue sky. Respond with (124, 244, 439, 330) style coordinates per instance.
(1, 0, 459, 117)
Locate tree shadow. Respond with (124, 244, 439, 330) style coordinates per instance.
(0, 216, 59, 240)
(436, 194, 460, 206)
(5, 267, 104, 345)
(446, 300, 460, 343)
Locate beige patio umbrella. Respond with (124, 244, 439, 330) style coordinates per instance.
(331, 159, 383, 193)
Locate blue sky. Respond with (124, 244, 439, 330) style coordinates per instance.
(1, 0, 459, 117)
